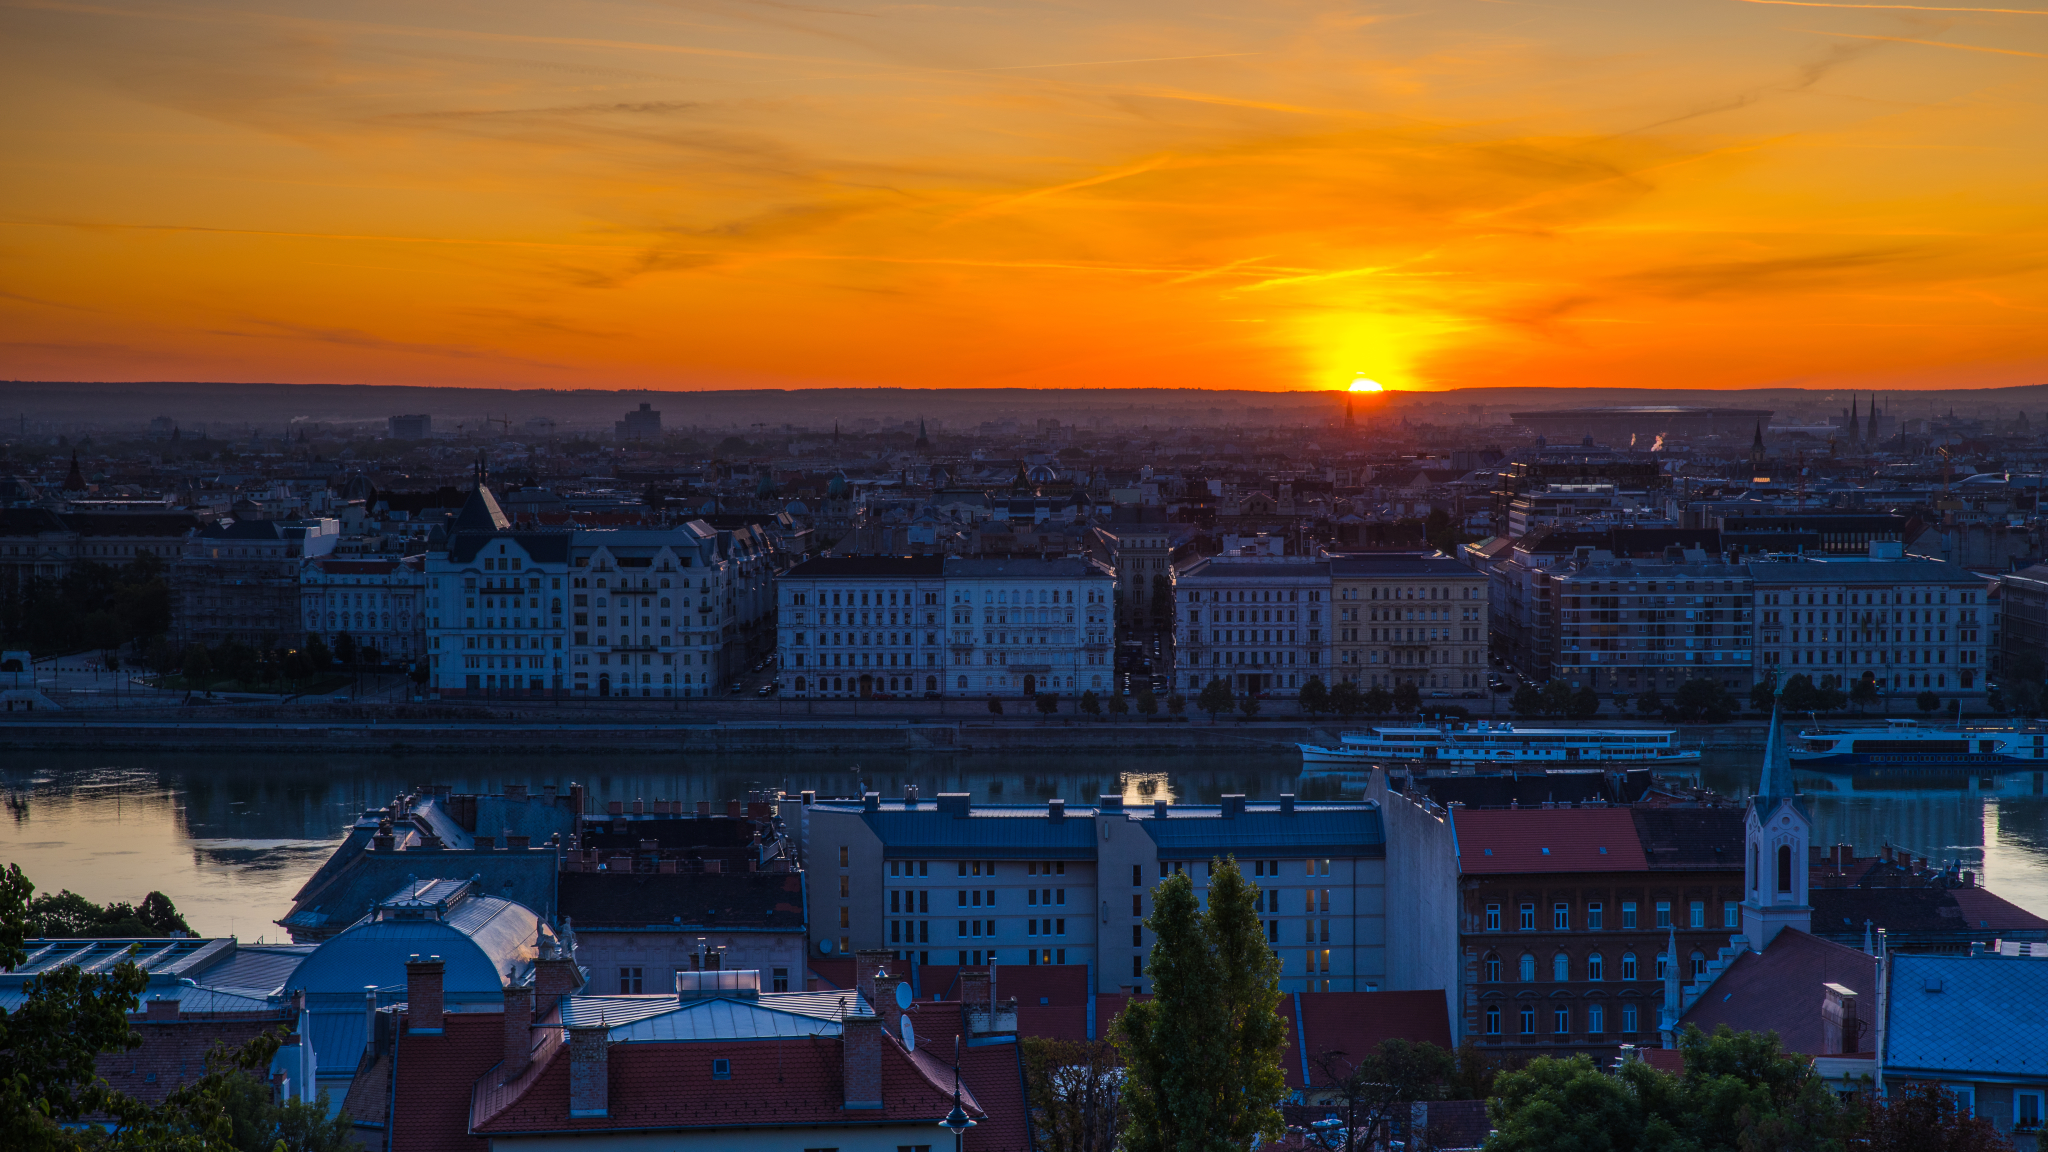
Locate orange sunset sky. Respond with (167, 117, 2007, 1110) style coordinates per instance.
(3, 0, 2047, 393)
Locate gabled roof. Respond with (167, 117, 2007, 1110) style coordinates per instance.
(1885, 952, 2048, 1077)
(1680, 929, 1874, 1056)
(1453, 808, 1649, 873)
(452, 485, 510, 533)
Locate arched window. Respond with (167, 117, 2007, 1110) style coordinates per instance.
(1553, 953, 1570, 982)
(1587, 953, 1604, 981)
(1621, 952, 1637, 980)
(1777, 844, 1793, 892)
(1519, 954, 1536, 983)
(1484, 953, 1502, 983)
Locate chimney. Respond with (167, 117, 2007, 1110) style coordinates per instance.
(505, 783, 528, 801)
(960, 970, 991, 1010)
(726, 800, 742, 818)
(1220, 794, 1246, 818)
(1821, 983, 1859, 1054)
(534, 953, 585, 1019)
(502, 984, 535, 1082)
(608, 800, 625, 817)
(865, 792, 883, 813)
(1153, 799, 1168, 820)
(697, 801, 712, 817)
(703, 858, 722, 874)
(1098, 794, 1123, 813)
(405, 955, 445, 1033)
(506, 835, 531, 852)
(373, 831, 395, 852)
(475, 836, 495, 850)
(632, 797, 645, 815)
(855, 951, 893, 1005)
(1047, 798, 1065, 820)
(145, 996, 180, 1022)
(1280, 794, 1297, 814)
(567, 1024, 609, 1118)
(363, 986, 379, 1057)
(842, 1012, 884, 1110)
(905, 785, 921, 808)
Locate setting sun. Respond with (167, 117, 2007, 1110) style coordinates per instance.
(1349, 377, 1384, 393)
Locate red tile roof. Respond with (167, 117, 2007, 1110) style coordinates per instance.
(99, 1012, 291, 1106)
(1016, 1005, 1090, 1042)
(1453, 809, 1649, 873)
(1950, 887, 2048, 934)
(916, 964, 1090, 1007)
(1680, 928, 1878, 1056)
(808, 958, 854, 990)
(472, 1028, 986, 1136)
(1296, 990, 1454, 1088)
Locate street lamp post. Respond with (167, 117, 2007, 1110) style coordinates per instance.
(938, 1037, 976, 1152)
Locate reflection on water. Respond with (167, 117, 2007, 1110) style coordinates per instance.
(3, 750, 2046, 939)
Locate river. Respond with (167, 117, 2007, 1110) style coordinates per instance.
(4, 751, 2046, 939)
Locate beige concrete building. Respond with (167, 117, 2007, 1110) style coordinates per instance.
(1327, 553, 1489, 693)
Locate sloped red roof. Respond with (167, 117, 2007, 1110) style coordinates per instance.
(808, 958, 854, 990)
(1680, 928, 1877, 1056)
(1016, 1005, 1090, 1042)
(916, 964, 1090, 1007)
(473, 1029, 975, 1135)
(1295, 990, 1454, 1086)
(1950, 886, 2048, 934)
(1454, 808, 1649, 873)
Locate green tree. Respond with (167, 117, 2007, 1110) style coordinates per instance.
(179, 645, 212, 685)
(1916, 690, 1942, 714)
(1424, 508, 1460, 556)
(1022, 1036, 1126, 1152)
(1362, 683, 1393, 717)
(1511, 682, 1543, 718)
(1538, 679, 1574, 717)
(1672, 679, 1738, 724)
(1330, 679, 1364, 719)
(1036, 692, 1060, 717)
(1486, 1054, 1675, 1152)
(27, 889, 190, 938)
(1079, 689, 1102, 719)
(1392, 680, 1422, 715)
(1237, 692, 1261, 722)
(1568, 685, 1602, 720)
(1115, 858, 1288, 1152)
(303, 635, 332, 670)
(988, 696, 1005, 716)
(1636, 687, 1665, 717)
(219, 1068, 355, 1152)
(1751, 680, 1779, 713)
(1778, 674, 1821, 714)
(1849, 675, 1880, 714)
(1109, 693, 1130, 719)
(333, 632, 357, 668)
(1196, 678, 1234, 723)
(1166, 692, 1187, 719)
(1308, 1039, 1456, 1152)
(1135, 688, 1159, 717)
(1852, 1080, 2010, 1152)
(1298, 675, 1329, 717)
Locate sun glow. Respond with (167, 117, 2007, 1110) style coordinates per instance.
(1348, 377, 1384, 393)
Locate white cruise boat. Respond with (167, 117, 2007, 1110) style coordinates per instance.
(1296, 721, 1700, 767)
(1790, 719, 2048, 770)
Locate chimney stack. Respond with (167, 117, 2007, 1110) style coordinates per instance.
(842, 1012, 884, 1110)
(567, 1024, 609, 1117)
(502, 983, 535, 1083)
(363, 986, 379, 1056)
(145, 996, 180, 1022)
(405, 955, 445, 1033)
(534, 953, 585, 1020)
(855, 950, 894, 1005)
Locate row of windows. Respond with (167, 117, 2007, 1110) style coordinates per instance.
(1482, 900, 1739, 931)
(1485, 1002, 1640, 1036)
(1483, 949, 1706, 982)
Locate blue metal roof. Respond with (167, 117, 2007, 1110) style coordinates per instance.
(861, 808, 1100, 859)
(1885, 953, 2048, 1079)
(1138, 807, 1385, 860)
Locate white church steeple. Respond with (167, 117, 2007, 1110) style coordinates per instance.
(1741, 705, 1812, 950)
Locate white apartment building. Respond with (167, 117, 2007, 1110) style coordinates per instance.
(567, 523, 776, 698)
(774, 556, 948, 699)
(1171, 554, 1330, 697)
(945, 557, 1115, 699)
(1750, 549, 1991, 698)
(773, 555, 1114, 699)
(422, 488, 571, 698)
(300, 555, 428, 662)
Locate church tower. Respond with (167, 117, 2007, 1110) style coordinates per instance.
(1741, 707, 1812, 950)
(1749, 422, 1766, 475)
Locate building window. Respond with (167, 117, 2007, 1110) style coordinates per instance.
(711, 1058, 732, 1080)
(1485, 904, 1501, 932)
(1622, 902, 1638, 929)
(1690, 901, 1705, 929)
(1519, 904, 1535, 931)
(619, 967, 643, 994)
(1519, 1005, 1535, 1035)
(1486, 1005, 1501, 1036)
(2015, 1091, 2043, 1130)
(1485, 953, 1502, 982)
(1588, 902, 1603, 930)
(1554, 1006, 1570, 1035)
(1724, 902, 1740, 928)
(1655, 953, 1668, 980)
(1691, 951, 1706, 978)
(1553, 953, 1570, 982)
(1519, 954, 1536, 982)
(1587, 953, 1604, 981)
(1621, 952, 1637, 980)
(772, 968, 789, 993)
(1554, 903, 1570, 931)
(1623, 1004, 1639, 1033)
(1655, 901, 1672, 928)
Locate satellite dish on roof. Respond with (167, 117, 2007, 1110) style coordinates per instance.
(900, 1015, 915, 1050)
(817, 938, 834, 954)
(895, 982, 912, 1011)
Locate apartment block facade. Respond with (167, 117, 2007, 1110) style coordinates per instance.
(1327, 553, 1490, 692)
(798, 790, 1389, 995)
(299, 556, 428, 662)
(1548, 557, 1756, 695)
(774, 555, 1114, 699)
(1750, 554, 1992, 699)
(1171, 555, 1330, 697)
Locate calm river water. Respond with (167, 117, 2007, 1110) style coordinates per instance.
(4, 750, 2047, 939)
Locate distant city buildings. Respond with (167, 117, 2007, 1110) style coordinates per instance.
(387, 413, 432, 440)
(615, 402, 661, 442)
